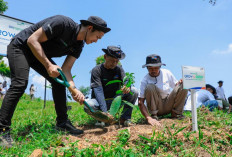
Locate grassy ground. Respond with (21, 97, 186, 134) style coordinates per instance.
(0, 94, 232, 156)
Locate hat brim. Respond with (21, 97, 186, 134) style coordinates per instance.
(102, 49, 125, 60)
(80, 20, 111, 33)
(142, 63, 166, 68)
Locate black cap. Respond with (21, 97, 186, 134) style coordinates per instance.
(206, 84, 216, 95)
(142, 54, 166, 68)
(80, 16, 111, 33)
(102, 46, 125, 60)
(218, 80, 223, 83)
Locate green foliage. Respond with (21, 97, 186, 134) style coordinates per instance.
(95, 55, 121, 66)
(0, 0, 8, 13)
(109, 95, 122, 116)
(107, 73, 136, 118)
(0, 96, 232, 156)
(123, 72, 135, 87)
(106, 80, 122, 86)
(95, 55, 105, 65)
(78, 86, 90, 97)
(0, 60, 10, 78)
(117, 129, 131, 145)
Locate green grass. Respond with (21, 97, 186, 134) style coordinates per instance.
(0, 94, 232, 156)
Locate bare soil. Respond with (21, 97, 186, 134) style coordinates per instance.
(31, 107, 232, 156)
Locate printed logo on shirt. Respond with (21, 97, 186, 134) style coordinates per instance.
(114, 75, 119, 79)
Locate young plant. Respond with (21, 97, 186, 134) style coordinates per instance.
(106, 72, 135, 119)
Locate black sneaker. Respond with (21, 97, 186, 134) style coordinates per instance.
(56, 120, 83, 135)
(0, 128, 14, 148)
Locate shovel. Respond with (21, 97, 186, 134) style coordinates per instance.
(53, 68, 116, 124)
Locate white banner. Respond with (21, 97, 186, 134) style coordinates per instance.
(182, 66, 205, 89)
(0, 14, 32, 56)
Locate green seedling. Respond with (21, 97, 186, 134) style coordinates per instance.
(106, 73, 136, 124)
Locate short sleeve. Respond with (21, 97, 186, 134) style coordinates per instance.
(139, 78, 147, 98)
(91, 66, 102, 88)
(42, 16, 65, 40)
(168, 71, 178, 88)
(68, 41, 84, 59)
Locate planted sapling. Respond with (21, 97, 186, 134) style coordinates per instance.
(106, 72, 136, 125)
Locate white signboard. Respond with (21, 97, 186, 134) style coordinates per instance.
(182, 65, 206, 131)
(0, 14, 32, 56)
(182, 66, 205, 90)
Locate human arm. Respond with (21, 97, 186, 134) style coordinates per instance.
(27, 27, 61, 78)
(138, 98, 162, 127)
(62, 55, 85, 104)
(175, 79, 183, 86)
(93, 87, 107, 112)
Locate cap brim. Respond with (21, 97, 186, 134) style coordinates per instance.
(80, 20, 111, 33)
(142, 63, 166, 68)
(102, 49, 125, 60)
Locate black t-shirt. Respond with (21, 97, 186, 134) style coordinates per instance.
(91, 64, 125, 99)
(11, 15, 84, 59)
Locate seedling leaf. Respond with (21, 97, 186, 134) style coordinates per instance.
(122, 100, 135, 108)
(106, 80, 122, 86)
(109, 95, 122, 116)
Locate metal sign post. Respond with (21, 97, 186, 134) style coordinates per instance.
(190, 89, 198, 131)
(182, 66, 205, 131)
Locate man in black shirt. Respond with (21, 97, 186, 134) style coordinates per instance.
(85, 46, 138, 126)
(0, 15, 111, 147)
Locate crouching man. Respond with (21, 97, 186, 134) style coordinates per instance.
(138, 54, 188, 126)
(84, 46, 138, 126)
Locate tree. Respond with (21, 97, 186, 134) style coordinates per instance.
(0, 59, 10, 79)
(79, 86, 90, 98)
(95, 55, 105, 65)
(0, 0, 8, 14)
(95, 55, 121, 66)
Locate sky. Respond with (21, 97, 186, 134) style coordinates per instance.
(0, 0, 232, 100)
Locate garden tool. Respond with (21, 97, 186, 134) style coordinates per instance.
(53, 68, 116, 124)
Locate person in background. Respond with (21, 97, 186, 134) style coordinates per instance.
(216, 80, 226, 101)
(29, 84, 35, 100)
(206, 84, 231, 113)
(138, 54, 188, 127)
(0, 81, 7, 100)
(184, 88, 220, 112)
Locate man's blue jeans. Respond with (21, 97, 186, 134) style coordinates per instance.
(202, 100, 218, 111)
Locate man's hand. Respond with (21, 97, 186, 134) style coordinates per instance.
(121, 85, 130, 94)
(147, 117, 162, 127)
(47, 64, 61, 78)
(175, 79, 183, 86)
(71, 88, 85, 104)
